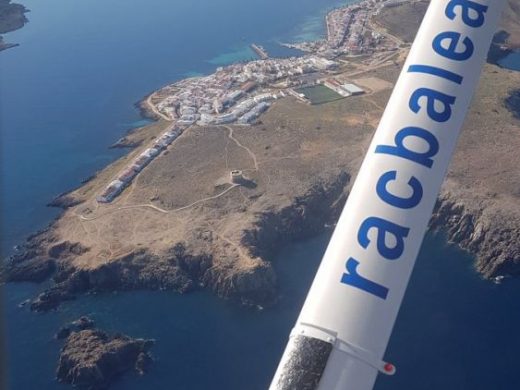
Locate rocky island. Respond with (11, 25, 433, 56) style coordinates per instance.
(0, 0, 28, 51)
(3, 0, 520, 314)
(55, 319, 154, 389)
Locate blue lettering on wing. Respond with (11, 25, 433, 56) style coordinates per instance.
(376, 171, 423, 209)
(341, 258, 389, 300)
(339, 0, 492, 299)
(409, 88, 456, 123)
(433, 31, 474, 61)
(408, 64, 464, 84)
(358, 216, 410, 260)
(375, 126, 439, 168)
(445, 0, 488, 28)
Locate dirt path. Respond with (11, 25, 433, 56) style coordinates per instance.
(145, 93, 171, 121)
(79, 184, 240, 221)
(223, 125, 259, 171)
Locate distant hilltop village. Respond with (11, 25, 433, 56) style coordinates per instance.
(101, 0, 421, 204)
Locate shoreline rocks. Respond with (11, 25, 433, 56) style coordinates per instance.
(56, 324, 154, 389)
(3, 7, 520, 313)
(4, 171, 351, 311)
(5, 167, 520, 312)
(56, 316, 96, 340)
(47, 193, 84, 209)
(0, 1, 29, 51)
(432, 187, 520, 279)
(109, 136, 142, 149)
(135, 96, 162, 121)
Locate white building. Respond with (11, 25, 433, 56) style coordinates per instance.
(342, 83, 365, 95)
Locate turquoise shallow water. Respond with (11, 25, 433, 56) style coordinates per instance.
(2, 1, 520, 389)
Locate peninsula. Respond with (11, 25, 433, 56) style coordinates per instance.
(4, 0, 520, 314)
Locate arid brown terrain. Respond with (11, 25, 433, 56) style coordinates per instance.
(4, 1, 520, 311)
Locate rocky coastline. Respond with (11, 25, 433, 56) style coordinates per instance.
(135, 96, 162, 122)
(4, 171, 351, 311)
(55, 320, 154, 389)
(0, 0, 28, 51)
(2, 0, 520, 317)
(6, 159, 520, 312)
(47, 193, 85, 209)
(432, 186, 520, 279)
(56, 316, 96, 340)
(109, 136, 142, 149)
(2, 3, 520, 390)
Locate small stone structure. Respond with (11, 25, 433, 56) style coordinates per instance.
(230, 170, 245, 184)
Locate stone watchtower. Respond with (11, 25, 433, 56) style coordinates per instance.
(230, 170, 244, 184)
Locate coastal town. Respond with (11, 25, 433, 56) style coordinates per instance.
(98, 0, 422, 203)
(284, 0, 412, 54)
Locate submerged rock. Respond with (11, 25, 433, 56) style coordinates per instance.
(55, 316, 96, 340)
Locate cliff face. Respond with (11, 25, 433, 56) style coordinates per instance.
(4, 4, 520, 312)
(11, 156, 520, 313)
(6, 170, 351, 311)
(241, 172, 349, 261)
(432, 187, 520, 278)
(25, 247, 210, 312)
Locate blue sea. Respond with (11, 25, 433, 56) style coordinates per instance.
(499, 49, 520, 71)
(1, 1, 520, 389)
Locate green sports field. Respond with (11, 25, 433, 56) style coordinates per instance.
(295, 84, 343, 105)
